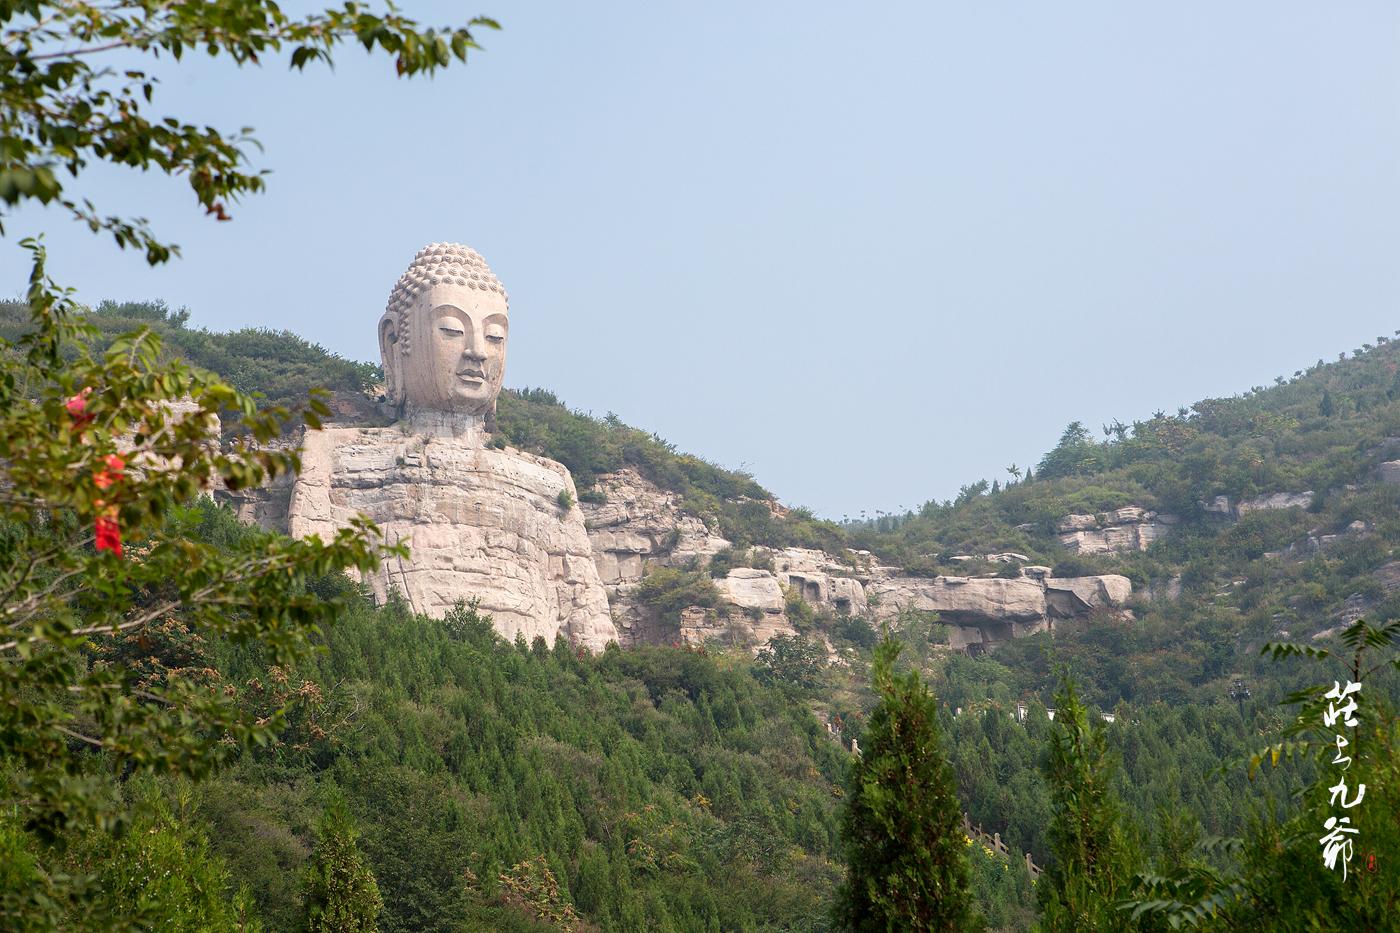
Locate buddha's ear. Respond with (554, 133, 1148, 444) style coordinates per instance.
(378, 315, 403, 412)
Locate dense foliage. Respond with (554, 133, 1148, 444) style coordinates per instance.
(1035, 678, 1137, 933)
(835, 637, 972, 932)
(0, 246, 402, 928)
(199, 568, 850, 931)
(0, 299, 380, 417)
(5, 293, 1400, 931)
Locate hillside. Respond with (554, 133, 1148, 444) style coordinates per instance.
(842, 333, 1400, 701)
(6, 297, 1399, 930)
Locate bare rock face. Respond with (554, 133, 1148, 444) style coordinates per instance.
(1202, 495, 1234, 516)
(867, 571, 1132, 652)
(1045, 575, 1132, 615)
(1057, 507, 1176, 554)
(1236, 491, 1314, 515)
(288, 423, 617, 651)
(1205, 491, 1314, 520)
(1380, 461, 1400, 485)
(869, 575, 1049, 626)
(676, 604, 799, 648)
(581, 469, 729, 588)
(715, 568, 786, 614)
(766, 546, 869, 616)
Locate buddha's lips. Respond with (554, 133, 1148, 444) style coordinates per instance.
(457, 370, 485, 382)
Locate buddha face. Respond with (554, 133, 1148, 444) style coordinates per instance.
(387, 283, 509, 415)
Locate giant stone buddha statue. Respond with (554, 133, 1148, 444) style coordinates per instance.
(286, 243, 618, 650)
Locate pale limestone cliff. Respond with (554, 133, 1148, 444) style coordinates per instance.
(866, 570, 1133, 652)
(574, 467, 1133, 653)
(763, 546, 869, 616)
(580, 468, 729, 590)
(715, 567, 786, 614)
(1056, 506, 1176, 554)
(1200, 491, 1314, 519)
(1235, 491, 1314, 514)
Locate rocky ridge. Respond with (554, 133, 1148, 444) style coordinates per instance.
(581, 469, 1133, 652)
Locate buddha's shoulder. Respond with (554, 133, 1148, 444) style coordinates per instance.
(305, 424, 573, 483)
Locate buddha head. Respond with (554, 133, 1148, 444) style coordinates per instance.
(379, 243, 509, 422)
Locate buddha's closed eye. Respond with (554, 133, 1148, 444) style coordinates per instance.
(439, 326, 465, 338)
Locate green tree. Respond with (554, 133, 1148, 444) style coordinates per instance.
(1, 0, 496, 262)
(1036, 676, 1136, 933)
(1036, 421, 1100, 480)
(0, 0, 486, 923)
(0, 251, 401, 926)
(1125, 619, 1400, 931)
(755, 632, 827, 691)
(1319, 389, 1335, 417)
(303, 803, 384, 933)
(835, 635, 974, 932)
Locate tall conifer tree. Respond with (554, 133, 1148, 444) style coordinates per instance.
(303, 803, 383, 933)
(835, 636, 974, 932)
(1037, 677, 1135, 933)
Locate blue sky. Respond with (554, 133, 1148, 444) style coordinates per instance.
(6, 2, 1399, 519)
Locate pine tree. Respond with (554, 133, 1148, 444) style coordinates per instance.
(303, 803, 383, 933)
(834, 636, 974, 932)
(1319, 389, 1335, 417)
(1037, 677, 1136, 933)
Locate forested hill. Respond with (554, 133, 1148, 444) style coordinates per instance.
(836, 328, 1400, 707)
(848, 331, 1400, 569)
(5, 297, 1399, 929)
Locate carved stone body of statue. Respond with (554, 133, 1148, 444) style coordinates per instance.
(286, 243, 618, 650)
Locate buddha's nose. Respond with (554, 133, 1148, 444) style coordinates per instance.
(461, 344, 486, 363)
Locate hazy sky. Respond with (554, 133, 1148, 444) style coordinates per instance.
(6, 2, 1399, 519)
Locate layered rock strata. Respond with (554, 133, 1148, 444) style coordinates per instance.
(1201, 492, 1314, 518)
(866, 571, 1132, 651)
(581, 469, 729, 589)
(575, 467, 1133, 651)
(1056, 507, 1176, 554)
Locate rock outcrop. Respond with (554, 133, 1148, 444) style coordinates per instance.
(1202, 492, 1314, 518)
(766, 546, 869, 616)
(580, 469, 729, 589)
(866, 570, 1132, 652)
(1236, 491, 1314, 515)
(214, 241, 1138, 658)
(1056, 507, 1175, 554)
(715, 567, 786, 614)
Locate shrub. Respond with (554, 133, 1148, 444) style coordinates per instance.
(633, 567, 721, 628)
